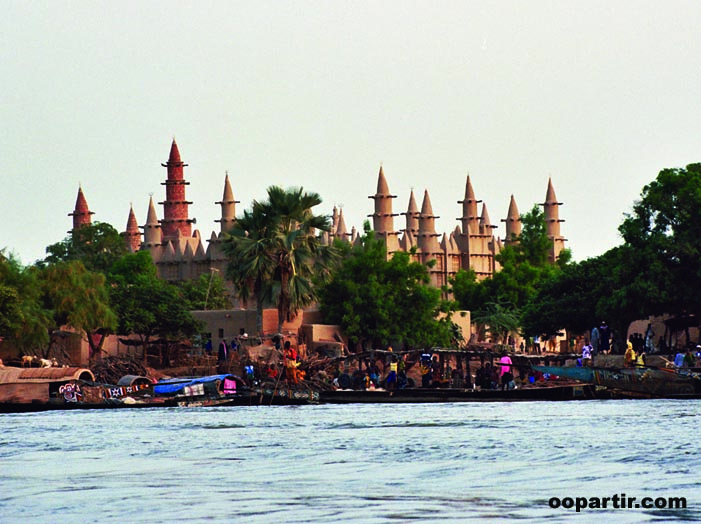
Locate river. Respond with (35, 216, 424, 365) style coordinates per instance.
(1, 400, 698, 523)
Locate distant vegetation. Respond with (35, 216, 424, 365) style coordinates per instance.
(2, 164, 701, 355)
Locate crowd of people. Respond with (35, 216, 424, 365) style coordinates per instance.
(201, 319, 701, 394)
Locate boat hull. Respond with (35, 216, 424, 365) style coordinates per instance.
(534, 365, 701, 398)
(319, 384, 597, 403)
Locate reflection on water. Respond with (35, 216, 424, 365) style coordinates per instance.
(1, 401, 698, 523)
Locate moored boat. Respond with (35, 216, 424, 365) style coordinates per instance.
(533, 365, 701, 398)
(0, 370, 252, 412)
(320, 383, 597, 403)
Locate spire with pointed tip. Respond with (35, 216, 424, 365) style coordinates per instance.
(542, 177, 563, 238)
(457, 175, 482, 235)
(401, 189, 420, 236)
(167, 138, 182, 165)
(417, 190, 440, 254)
(368, 164, 398, 235)
(215, 172, 239, 234)
(159, 138, 194, 241)
(143, 196, 162, 247)
(68, 186, 94, 232)
(540, 177, 566, 262)
(122, 205, 142, 252)
(376, 165, 390, 194)
(502, 195, 522, 243)
(335, 209, 349, 241)
(479, 203, 497, 234)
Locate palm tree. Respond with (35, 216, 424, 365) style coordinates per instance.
(223, 186, 337, 334)
(223, 204, 276, 335)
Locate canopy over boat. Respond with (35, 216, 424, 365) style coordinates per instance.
(0, 367, 95, 384)
(154, 374, 241, 396)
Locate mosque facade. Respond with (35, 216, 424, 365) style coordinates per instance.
(69, 139, 566, 287)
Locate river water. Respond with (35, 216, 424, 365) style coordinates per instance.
(0, 400, 698, 523)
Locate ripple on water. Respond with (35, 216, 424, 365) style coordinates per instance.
(0, 400, 698, 523)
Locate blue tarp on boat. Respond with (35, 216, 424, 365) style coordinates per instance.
(154, 374, 237, 395)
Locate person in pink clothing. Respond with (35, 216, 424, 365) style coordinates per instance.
(499, 352, 514, 390)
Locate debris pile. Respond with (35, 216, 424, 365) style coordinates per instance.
(91, 356, 150, 385)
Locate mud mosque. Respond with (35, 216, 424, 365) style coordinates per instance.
(69, 139, 566, 289)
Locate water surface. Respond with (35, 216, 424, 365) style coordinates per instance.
(1, 400, 698, 522)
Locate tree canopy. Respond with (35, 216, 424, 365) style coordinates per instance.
(222, 185, 337, 334)
(39, 260, 117, 357)
(522, 163, 701, 349)
(618, 163, 701, 319)
(43, 222, 129, 274)
(452, 205, 569, 342)
(110, 257, 203, 363)
(318, 230, 457, 350)
(0, 252, 53, 351)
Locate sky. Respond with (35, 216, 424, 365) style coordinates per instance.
(3, 1, 701, 265)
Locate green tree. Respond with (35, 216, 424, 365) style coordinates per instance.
(39, 260, 117, 358)
(43, 222, 129, 274)
(618, 163, 701, 319)
(222, 186, 336, 334)
(452, 205, 568, 340)
(110, 269, 203, 365)
(0, 253, 53, 351)
(107, 249, 158, 282)
(471, 301, 521, 343)
(176, 270, 232, 311)
(521, 164, 701, 350)
(319, 231, 456, 350)
(521, 254, 608, 337)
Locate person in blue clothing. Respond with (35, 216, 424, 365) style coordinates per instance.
(599, 321, 611, 354)
(581, 339, 593, 367)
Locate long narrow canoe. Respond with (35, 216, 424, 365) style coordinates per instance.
(534, 365, 701, 398)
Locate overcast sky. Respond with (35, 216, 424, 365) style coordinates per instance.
(3, 1, 701, 265)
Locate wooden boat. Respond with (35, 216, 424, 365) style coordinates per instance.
(319, 383, 597, 403)
(533, 365, 701, 398)
(0, 371, 252, 412)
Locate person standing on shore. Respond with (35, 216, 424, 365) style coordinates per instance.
(386, 356, 398, 390)
(532, 335, 541, 355)
(499, 352, 513, 390)
(590, 326, 600, 360)
(218, 339, 228, 363)
(683, 348, 695, 368)
(582, 339, 593, 367)
(599, 322, 611, 354)
(644, 323, 656, 353)
(624, 341, 636, 367)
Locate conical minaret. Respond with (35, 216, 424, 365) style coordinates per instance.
(417, 190, 441, 254)
(122, 205, 142, 252)
(367, 165, 399, 253)
(335, 209, 350, 242)
(159, 139, 194, 241)
(543, 178, 562, 237)
(502, 195, 521, 244)
(541, 178, 566, 262)
(457, 175, 481, 235)
(215, 172, 239, 235)
(417, 190, 445, 287)
(142, 196, 162, 249)
(401, 189, 420, 236)
(68, 186, 94, 232)
(368, 165, 398, 235)
(479, 203, 497, 235)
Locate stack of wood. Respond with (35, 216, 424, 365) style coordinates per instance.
(91, 356, 150, 385)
